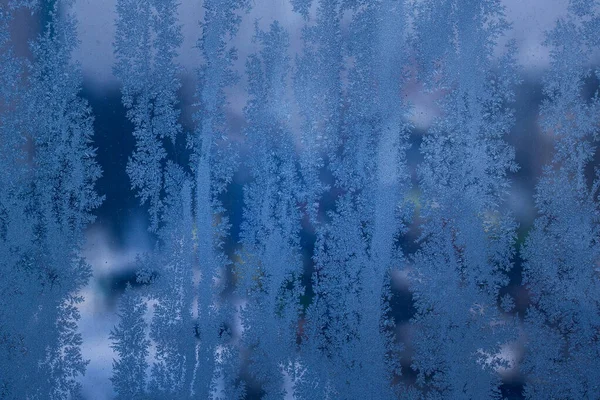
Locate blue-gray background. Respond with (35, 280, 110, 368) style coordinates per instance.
(6, 1, 598, 398)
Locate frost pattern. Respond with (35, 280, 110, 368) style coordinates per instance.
(1, 0, 600, 399)
(237, 21, 303, 399)
(520, 1, 600, 398)
(0, 1, 102, 398)
(409, 1, 519, 398)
